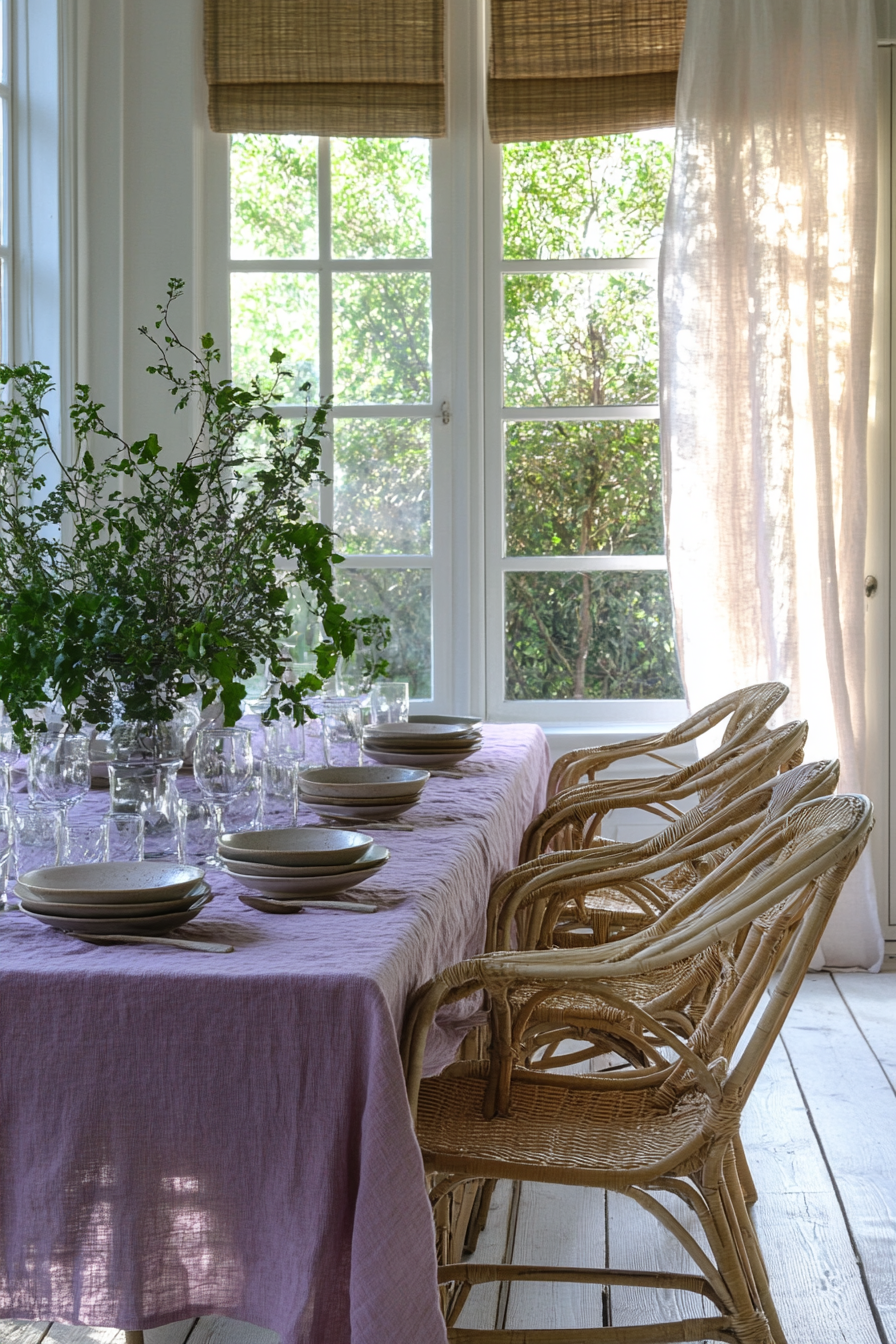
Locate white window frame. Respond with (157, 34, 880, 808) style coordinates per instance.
(223, 0, 689, 732)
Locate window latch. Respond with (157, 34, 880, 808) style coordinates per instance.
(440, 400, 451, 425)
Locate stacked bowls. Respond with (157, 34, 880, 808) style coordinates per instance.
(218, 827, 388, 905)
(297, 765, 429, 823)
(363, 720, 482, 769)
(17, 862, 211, 934)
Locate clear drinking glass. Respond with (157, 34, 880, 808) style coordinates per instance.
(0, 804, 12, 906)
(176, 797, 216, 866)
(370, 681, 410, 725)
(263, 715, 305, 765)
(221, 774, 262, 833)
(302, 699, 326, 768)
(0, 704, 19, 805)
(13, 805, 62, 886)
(322, 696, 363, 768)
(61, 818, 109, 865)
(31, 730, 91, 814)
(262, 757, 298, 827)
(193, 726, 254, 866)
(105, 812, 145, 862)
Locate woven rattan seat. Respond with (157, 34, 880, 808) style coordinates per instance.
(547, 681, 789, 799)
(402, 794, 873, 1344)
(416, 1071, 714, 1186)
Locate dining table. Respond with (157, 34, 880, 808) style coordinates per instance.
(0, 722, 550, 1344)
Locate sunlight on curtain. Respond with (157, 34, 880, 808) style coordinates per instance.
(659, 0, 882, 969)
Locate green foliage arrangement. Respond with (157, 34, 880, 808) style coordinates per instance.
(0, 279, 389, 741)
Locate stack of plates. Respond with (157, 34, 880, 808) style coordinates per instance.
(17, 862, 211, 934)
(363, 720, 483, 769)
(297, 765, 429, 822)
(217, 827, 388, 907)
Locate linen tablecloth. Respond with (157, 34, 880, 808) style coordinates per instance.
(0, 723, 549, 1344)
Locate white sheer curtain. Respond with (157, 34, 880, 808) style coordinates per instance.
(659, 0, 882, 969)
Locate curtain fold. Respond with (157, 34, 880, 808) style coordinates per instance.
(488, 0, 686, 142)
(659, 0, 882, 969)
(204, 0, 445, 137)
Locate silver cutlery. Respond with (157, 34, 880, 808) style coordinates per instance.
(64, 931, 235, 953)
(273, 898, 379, 913)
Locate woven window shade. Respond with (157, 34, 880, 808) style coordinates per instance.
(489, 0, 686, 143)
(204, 0, 445, 137)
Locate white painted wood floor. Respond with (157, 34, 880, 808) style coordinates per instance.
(1, 971, 893, 1344)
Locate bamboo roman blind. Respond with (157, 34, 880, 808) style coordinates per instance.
(489, 0, 686, 143)
(204, 0, 445, 137)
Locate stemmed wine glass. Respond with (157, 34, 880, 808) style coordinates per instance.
(193, 725, 254, 867)
(30, 729, 92, 816)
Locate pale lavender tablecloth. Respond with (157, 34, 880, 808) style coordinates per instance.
(0, 724, 549, 1344)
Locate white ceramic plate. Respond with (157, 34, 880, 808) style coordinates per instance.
(224, 862, 387, 896)
(298, 785, 421, 805)
(362, 737, 480, 755)
(15, 880, 207, 919)
(219, 844, 389, 878)
(20, 890, 214, 935)
(20, 861, 206, 904)
(305, 800, 416, 822)
(364, 746, 481, 769)
(219, 827, 374, 866)
(297, 765, 429, 799)
(409, 714, 483, 730)
(364, 721, 475, 741)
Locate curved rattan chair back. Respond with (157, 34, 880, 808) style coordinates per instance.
(404, 793, 872, 1123)
(520, 717, 809, 863)
(547, 680, 789, 798)
(487, 757, 840, 953)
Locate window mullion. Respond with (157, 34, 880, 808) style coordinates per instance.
(318, 136, 334, 532)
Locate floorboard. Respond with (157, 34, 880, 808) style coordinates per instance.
(833, 973, 896, 1090)
(455, 1181, 517, 1332)
(780, 972, 896, 1341)
(742, 1035, 882, 1343)
(504, 1183, 606, 1331)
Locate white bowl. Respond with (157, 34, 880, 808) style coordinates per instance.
(20, 889, 213, 936)
(219, 827, 374, 866)
(225, 863, 387, 896)
(220, 844, 389, 878)
(362, 736, 480, 754)
(20, 862, 206, 904)
(15, 881, 206, 919)
(297, 765, 428, 799)
(364, 746, 480, 769)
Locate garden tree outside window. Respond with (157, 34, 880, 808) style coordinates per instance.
(227, 98, 683, 715)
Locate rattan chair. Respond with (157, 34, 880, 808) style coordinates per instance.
(547, 681, 789, 800)
(490, 758, 839, 955)
(402, 794, 873, 1344)
(520, 718, 808, 864)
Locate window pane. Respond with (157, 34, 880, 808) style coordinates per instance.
(504, 571, 682, 700)
(231, 273, 319, 401)
(334, 272, 431, 403)
(230, 135, 318, 260)
(504, 270, 657, 407)
(502, 132, 674, 261)
(331, 138, 431, 259)
(237, 420, 320, 521)
(505, 420, 663, 557)
(334, 419, 431, 555)
(337, 568, 432, 699)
